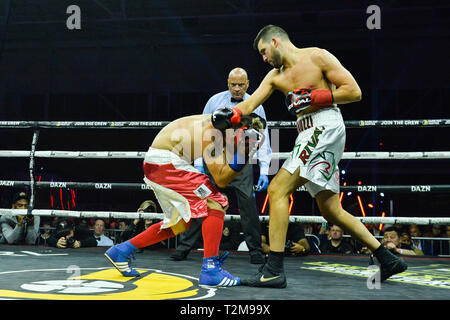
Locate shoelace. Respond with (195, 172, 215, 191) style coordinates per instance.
(217, 252, 229, 269)
(127, 252, 136, 267)
(217, 252, 238, 280)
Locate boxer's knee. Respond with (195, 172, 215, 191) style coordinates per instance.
(267, 179, 290, 201)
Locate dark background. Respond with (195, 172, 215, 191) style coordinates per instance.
(0, 0, 448, 218)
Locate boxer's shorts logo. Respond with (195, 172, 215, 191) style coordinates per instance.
(293, 127, 324, 165)
(308, 151, 336, 181)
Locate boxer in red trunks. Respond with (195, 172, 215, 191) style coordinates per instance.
(105, 110, 265, 287)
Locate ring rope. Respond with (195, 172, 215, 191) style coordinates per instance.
(0, 150, 449, 160)
(1, 181, 449, 193)
(1, 120, 448, 229)
(0, 119, 449, 129)
(0, 209, 449, 225)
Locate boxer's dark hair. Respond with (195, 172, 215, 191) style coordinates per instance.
(253, 25, 290, 50)
(239, 113, 266, 131)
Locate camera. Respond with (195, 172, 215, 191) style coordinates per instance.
(285, 240, 294, 255)
(65, 237, 75, 248)
(55, 219, 75, 248)
(56, 229, 76, 248)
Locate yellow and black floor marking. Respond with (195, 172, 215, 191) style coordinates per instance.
(0, 245, 449, 300)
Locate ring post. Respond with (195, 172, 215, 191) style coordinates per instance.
(27, 123, 40, 217)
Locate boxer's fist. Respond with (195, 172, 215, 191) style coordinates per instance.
(211, 107, 242, 130)
(286, 89, 312, 115)
(286, 88, 333, 116)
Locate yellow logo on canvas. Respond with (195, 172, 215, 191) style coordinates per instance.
(0, 268, 215, 300)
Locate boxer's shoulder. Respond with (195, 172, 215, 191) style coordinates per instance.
(171, 114, 209, 128)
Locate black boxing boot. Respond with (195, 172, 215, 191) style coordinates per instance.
(372, 245, 408, 282)
(241, 251, 287, 288)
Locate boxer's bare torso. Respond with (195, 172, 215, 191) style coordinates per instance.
(237, 46, 360, 118)
(268, 48, 334, 117)
(150, 114, 239, 188)
(263, 47, 335, 117)
(151, 114, 212, 162)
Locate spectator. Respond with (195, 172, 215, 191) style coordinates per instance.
(0, 191, 40, 245)
(50, 216, 60, 228)
(118, 200, 166, 251)
(350, 224, 379, 254)
(317, 222, 331, 246)
(409, 224, 432, 255)
(381, 227, 417, 256)
(48, 219, 97, 249)
(319, 225, 355, 254)
(220, 220, 245, 251)
(171, 67, 271, 264)
(118, 200, 157, 242)
(117, 219, 129, 232)
(93, 219, 114, 247)
(423, 224, 446, 256)
(399, 230, 424, 255)
(303, 223, 313, 236)
(442, 226, 450, 255)
(36, 220, 53, 246)
(261, 221, 310, 257)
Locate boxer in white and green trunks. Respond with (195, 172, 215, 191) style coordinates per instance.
(221, 25, 407, 288)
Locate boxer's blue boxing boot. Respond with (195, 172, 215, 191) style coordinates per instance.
(199, 252, 240, 287)
(105, 241, 140, 277)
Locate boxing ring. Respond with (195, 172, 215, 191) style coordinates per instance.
(0, 119, 449, 302)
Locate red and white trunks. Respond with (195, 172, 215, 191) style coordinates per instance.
(142, 147, 228, 229)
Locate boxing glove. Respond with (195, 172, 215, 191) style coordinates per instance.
(285, 88, 333, 116)
(211, 107, 242, 130)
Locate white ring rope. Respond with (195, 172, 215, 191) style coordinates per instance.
(0, 209, 449, 225)
(0, 119, 448, 226)
(0, 150, 450, 160)
(0, 119, 449, 129)
(1, 181, 449, 193)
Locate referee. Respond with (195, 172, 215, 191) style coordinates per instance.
(171, 67, 272, 264)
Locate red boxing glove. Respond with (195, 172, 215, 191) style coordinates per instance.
(286, 88, 333, 116)
(311, 90, 333, 107)
(230, 107, 242, 127)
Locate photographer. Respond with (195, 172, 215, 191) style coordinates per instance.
(118, 200, 161, 244)
(48, 219, 97, 249)
(261, 221, 310, 257)
(319, 224, 355, 254)
(0, 191, 40, 245)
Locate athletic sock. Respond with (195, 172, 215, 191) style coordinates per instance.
(129, 221, 174, 249)
(265, 251, 285, 275)
(372, 244, 397, 266)
(202, 209, 225, 258)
